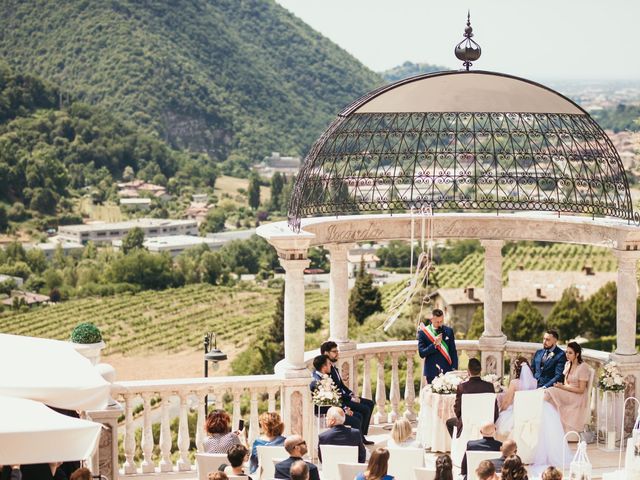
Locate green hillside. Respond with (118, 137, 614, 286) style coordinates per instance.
(0, 0, 382, 171)
(380, 61, 450, 83)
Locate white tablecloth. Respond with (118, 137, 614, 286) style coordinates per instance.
(416, 388, 456, 453)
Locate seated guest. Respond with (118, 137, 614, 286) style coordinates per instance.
(542, 466, 562, 480)
(544, 341, 593, 433)
(491, 439, 517, 474)
(356, 447, 394, 480)
(0, 465, 22, 480)
(204, 409, 243, 454)
(208, 473, 228, 480)
(501, 455, 528, 480)
(321, 341, 375, 443)
(446, 358, 498, 438)
(20, 462, 65, 480)
(460, 423, 502, 479)
(388, 417, 420, 448)
(310, 354, 364, 437)
(219, 444, 252, 478)
(290, 460, 309, 480)
(69, 468, 91, 480)
(318, 406, 366, 463)
(250, 411, 286, 473)
(476, 460, 499, 480)
(435, 454, 453, 480)
(274, 435, 320, 480)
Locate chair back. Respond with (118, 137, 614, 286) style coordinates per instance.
(413, 467, 436, 480)
(583, 364, 596, 428)
(387, 447, 424, 480)
(512, 389, 544, 464)
(319, 445, 358, 480)
(466, 450, 502, 480)
(451, 392, 496, 466)
(256, 445, 288, 480)
(196, 453, 228, 480)
(337, 462, 366, 480)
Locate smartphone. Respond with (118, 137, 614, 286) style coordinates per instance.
(238, 419, 245, 431)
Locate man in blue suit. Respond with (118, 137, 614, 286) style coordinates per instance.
(317, 406, 366, 463)
(532, 329, 566, 388)
(418, 308, 458, 383)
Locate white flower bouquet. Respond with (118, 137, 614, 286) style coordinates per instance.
(598, 362, 626, 392)
(312, 374, 342, 406)
(430, 372, 463, 394)
(482, 373, 503, 393)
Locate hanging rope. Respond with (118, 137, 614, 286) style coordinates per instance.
(381, 206, 434, 332)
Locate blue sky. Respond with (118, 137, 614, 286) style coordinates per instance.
(275, 0, 640, 81)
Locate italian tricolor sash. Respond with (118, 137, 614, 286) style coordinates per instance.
(419, 322, 452, 365)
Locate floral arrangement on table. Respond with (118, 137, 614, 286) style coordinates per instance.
(598, 362, 626, 392)
(482, 373, 504, 393)
(430, 372, 463, 394)
(311, 375, 342, 406)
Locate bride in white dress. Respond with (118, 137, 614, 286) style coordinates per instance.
(496, 357, 572, 469)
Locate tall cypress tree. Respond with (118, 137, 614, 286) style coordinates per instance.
(248, 174, 261, 210)
(349, 259, 383, 324)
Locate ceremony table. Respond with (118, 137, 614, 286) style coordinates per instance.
(416, 388, 456, 452)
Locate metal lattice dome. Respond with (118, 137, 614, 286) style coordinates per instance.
(288, 71, 637, 230)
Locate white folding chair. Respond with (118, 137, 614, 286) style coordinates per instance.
(256, 445, 288, 480)
(413, 467, 436, 480)
(387, 447, 425, 480)
(450, 392, 496, 467)
(319, 445, 358, 480)
(196, 453, 229, 480)
(466, 450, 502, 480)
(337, 462, 366, 480)
(512, 389, 544, 464)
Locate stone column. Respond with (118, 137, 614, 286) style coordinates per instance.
(277, 256, 311, 378)
(327, 243, 356, 350)
(613, 250, 640, 357)
(86, 405, 123, 480)
(479, 240, 507, 376)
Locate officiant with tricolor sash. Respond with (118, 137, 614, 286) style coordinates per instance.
(417, 308, 458, 383)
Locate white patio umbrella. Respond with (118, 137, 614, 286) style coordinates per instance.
(0, 334, 110, 411)
(0, 395, 103, 464)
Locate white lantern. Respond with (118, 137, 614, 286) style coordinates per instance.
(569, 441, 592, 480)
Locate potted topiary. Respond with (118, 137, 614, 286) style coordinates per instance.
(70, 322, 105, 365)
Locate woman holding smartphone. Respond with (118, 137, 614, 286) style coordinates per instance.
(204, 410, 245, 454)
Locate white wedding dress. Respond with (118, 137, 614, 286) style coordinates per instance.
(496, 364, 572, 469)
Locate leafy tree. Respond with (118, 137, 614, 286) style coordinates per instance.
(349, 260, 383, 324)
(377, 241, 417, 268)
(121, 227, 145, 254)
(200, 251, 223, 285)
(546, 287, 588, 340)
(200, 209, 227, 234)
(248, 174, 261, 210)
(0, 278, 16, 295)
(268, 284, 285, 358)
(107, 250, 176, 290)
(270, 172, 284, 211)
(49, 287, 61, 303)
(583, 282, 616, 337)
(467, 306, 484, 339)
(122, 166, 135, 181)
(436, 240, 482, 265)
(25, 249, 47, 274)
(308, 246, 329, 271)
(0, 204, 7, 233)
(503, 299, 544, 343)
(220, 239, 260, 274)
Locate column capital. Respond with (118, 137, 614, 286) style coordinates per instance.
(480, 239, 504, 250)
(613, 249, 640, 265)
(279, 257, 310, 272)
(325, 242, 356, 260)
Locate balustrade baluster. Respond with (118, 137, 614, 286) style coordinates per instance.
(403, 353, 416, 420)
(389, 353, 400, 422)
(215, 391, 224, 410)
(362, 355, 372, 400)
(159, 394, 173, 472)
(123, 394, 137, 474)
(140, 393, 155, 473)
(248, 390, 260, 447)
(373, 354, 387, 424)
(195, 393, 206, 453)
(176, 392, 191, 471)
(232, 389, 242, 431)
(268, 387, 277, 412)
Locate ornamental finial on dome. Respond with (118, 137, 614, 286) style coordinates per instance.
(454, 11, 481, 71)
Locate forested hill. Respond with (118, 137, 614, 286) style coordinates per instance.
(379, 61, 450, 83)
(0, 0, 382, 172)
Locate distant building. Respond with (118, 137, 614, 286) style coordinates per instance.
(192, 193, 209, 203)
(205, 228, 256, 245)
(347, 253, 380, 278)
(117, 180, 171, 202)
(58, 219, 198, 245)
(430, 268, 617, 333)
(120, 198, 152, 210)
(2, 290, 50, 307)
(184, 202, 213, 225)
(24, 242, 84, 260)
(0, 274, 24, 287)
(254, 152, 301, 178)
(113, 235, 220, 257)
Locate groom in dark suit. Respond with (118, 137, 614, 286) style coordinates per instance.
(532, 329, 566, 388)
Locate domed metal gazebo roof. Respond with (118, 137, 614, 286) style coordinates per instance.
(288, 70, 637, 230)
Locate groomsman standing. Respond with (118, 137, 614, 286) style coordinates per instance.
(320, 341, 375, 444)
(418, 308, 459, 383)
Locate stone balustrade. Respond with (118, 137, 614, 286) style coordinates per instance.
(111, 340, 610, 479)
